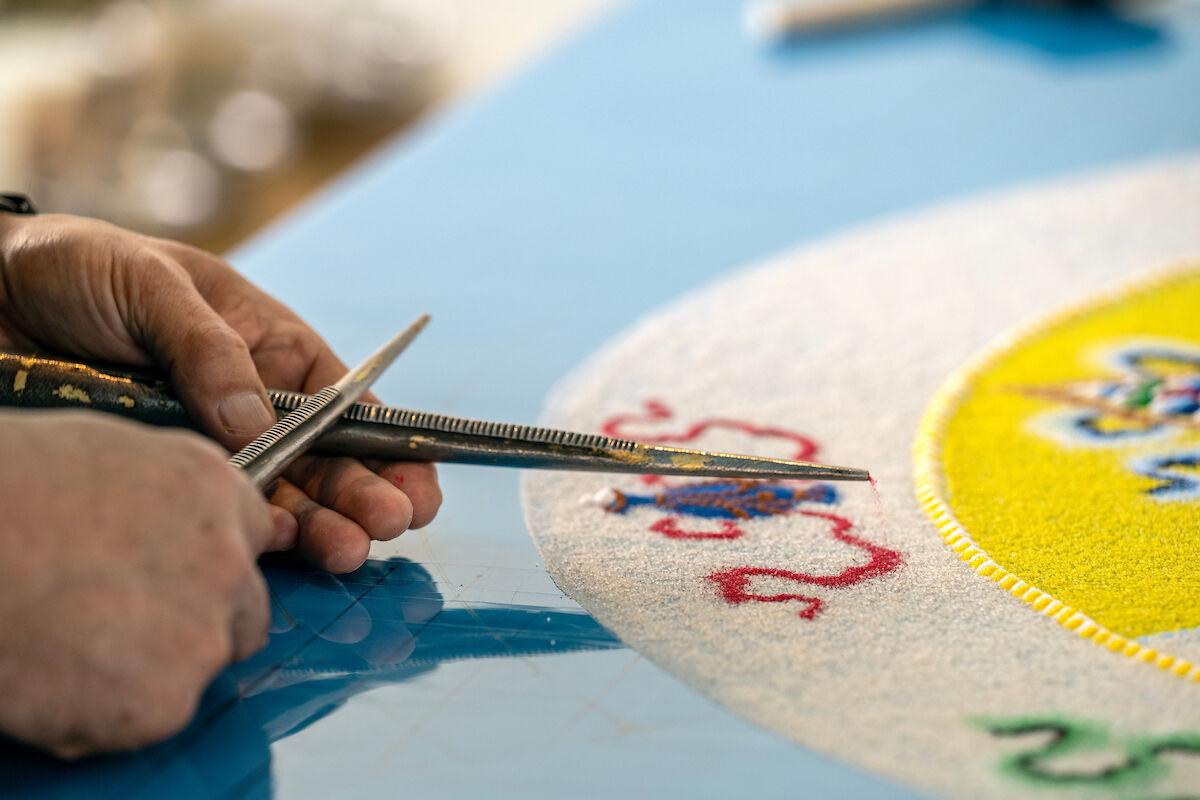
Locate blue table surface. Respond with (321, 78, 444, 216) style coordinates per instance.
(5, 1, 1199, 797)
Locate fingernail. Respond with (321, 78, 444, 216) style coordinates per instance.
(218, 391, 275, 435)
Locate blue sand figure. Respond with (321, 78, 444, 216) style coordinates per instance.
(1039, 347, 1200, 444)
(1071, 413, 1164, 441)
(606, 480, 838, 520)
(1115, 347, 1200, 379)
(0, 556, 623, 800)
(1132, 451, 1200, 501)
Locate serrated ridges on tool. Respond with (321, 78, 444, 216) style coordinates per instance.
(230, 387, 339, 469)
(267, 390, 638, 451)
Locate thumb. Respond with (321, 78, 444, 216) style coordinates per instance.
(131, 261, 275, 450)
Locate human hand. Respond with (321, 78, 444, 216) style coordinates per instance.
(0, 413, 288, 756)
(0, 213, 441, 572)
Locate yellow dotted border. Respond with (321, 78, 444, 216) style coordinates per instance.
(913, 261, 1200, 683)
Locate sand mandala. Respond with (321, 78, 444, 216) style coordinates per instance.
(522, 156, 1200, 798)
(918, 266, 1200, 676)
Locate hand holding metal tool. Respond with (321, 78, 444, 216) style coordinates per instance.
(228, 314, 429, 490)
(0, 331, 868, 483)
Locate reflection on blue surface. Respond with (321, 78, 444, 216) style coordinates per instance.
(0, 557, 622, 799)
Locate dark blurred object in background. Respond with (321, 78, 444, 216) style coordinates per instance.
(0, 0, 605, 252)
(4, 0, 449, 249)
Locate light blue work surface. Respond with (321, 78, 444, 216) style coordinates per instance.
(5, 1, 1199, 797)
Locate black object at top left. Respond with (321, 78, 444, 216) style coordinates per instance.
(0, 193, 37, 215)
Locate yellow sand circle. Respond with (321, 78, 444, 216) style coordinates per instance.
(939, 268, 1200, 639)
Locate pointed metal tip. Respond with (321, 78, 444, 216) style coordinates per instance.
(716, 453, 872, 482)
(620, 444, 873, 482)
(823, 465, 871, 482)
(340, 314, 430, 389)
(773, 462, 871, 482)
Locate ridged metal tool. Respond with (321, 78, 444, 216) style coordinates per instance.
(228, 314, 430, 489)
(0, 348, 869, 482)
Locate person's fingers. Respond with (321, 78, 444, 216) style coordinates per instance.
(228, 567, 271, 661)
(372, 462, 442, 529)
(229, 476, 275, 660)
(231, 318, 351, 397)
(243, 321, 378, 402)
(124, 253, 275, 450)
(234, 467, 284, 556)
(266, 505, 299, 552)
(284, 456, 414, 541)
(162, 241, 391, 413)
(269, 479, 372, 573)
(296, 343, 352, 394)
(157, 242, 321, 390)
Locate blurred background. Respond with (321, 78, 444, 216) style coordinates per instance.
(0, 0, 608, 253)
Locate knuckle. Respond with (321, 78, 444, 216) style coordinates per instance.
(34, 706, 105, 759)
(198, 448, 240, 490)
(122, 249, 187, 300)
(52, 675, 202, 753)
(124, 688, 201, 748)
(41, 711, 112, 759)
(235, 604, 271, 662)
(171, 427, 228, 463)
(206, 532, 253, 592)
(182, 316, 247, 358)
(158, 431, 240, 496)
(49, 739, 94, 761)
(184, 623, 235, 677)
(175, 434, 242, 490)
